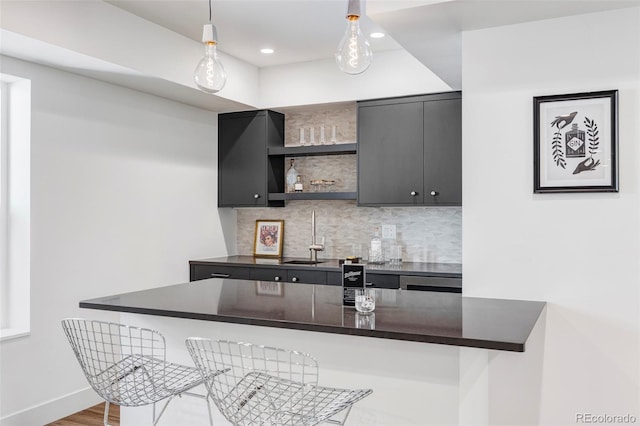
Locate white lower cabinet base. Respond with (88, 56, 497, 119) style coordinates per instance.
(119, 313, 543, 426)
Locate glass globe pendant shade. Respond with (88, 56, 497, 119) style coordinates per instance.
(335, 1, 372, 75)
(194, 24, 227, 93)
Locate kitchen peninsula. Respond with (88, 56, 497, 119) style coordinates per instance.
(79, 278, 546, 425)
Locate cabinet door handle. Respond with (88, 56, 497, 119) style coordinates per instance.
(291, 277, 299, 282)
(430, 190, 438, 196)
(210, 273, 230, 278)
(274, 276, 281, 281)
(410, 191, 418, 196)
(253, 194, 261, 199)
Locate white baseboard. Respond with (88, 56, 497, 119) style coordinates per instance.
(0, 387, 102, 426)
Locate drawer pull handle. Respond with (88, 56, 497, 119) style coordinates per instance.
(253, 194, 260, 199)
(291, 277, 299, 282)
(274, 276, 281, 281)
(410, 191, 418, 196)
(210, 273, 230, 278)
(430, 190, 438, 196)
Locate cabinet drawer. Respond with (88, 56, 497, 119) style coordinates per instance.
(287, 270, 326, 285)
(328, 271, 398, 288)
(399, 275, 462, 293)
(250, 268, 326, 285)
(190, 265, 251, 281)
(366, 273, 399, 289)
(326, 271, 342, 286)
(250, 268, 287, 282)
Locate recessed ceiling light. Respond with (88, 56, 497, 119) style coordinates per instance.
(260, 48, 275, 54)
(370, 32, 385, 39)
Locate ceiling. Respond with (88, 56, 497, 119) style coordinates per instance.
(104, 0, 405, 68)
(2, 0, 638, 111)
(103, 0, 640, 89)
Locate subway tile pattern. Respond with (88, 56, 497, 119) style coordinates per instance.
(236, 201, 462, 264)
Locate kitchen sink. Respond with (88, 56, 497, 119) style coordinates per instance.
(283, 260, 326, 265)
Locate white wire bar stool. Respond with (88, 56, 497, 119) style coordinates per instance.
(186, 337, 373, 426)
(61, 318, 217, 426)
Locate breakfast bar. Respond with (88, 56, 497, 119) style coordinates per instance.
(80, 277, 543, 352)
(79, 278, 546, 425)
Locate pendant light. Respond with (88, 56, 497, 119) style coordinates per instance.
(193, 0, 227, 93)
(335, 0, 372, 75)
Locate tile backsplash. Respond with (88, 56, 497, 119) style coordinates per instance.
(279, 102, 357, 146)
(234, 102, 462, 265)
(236, 201, 462, 264)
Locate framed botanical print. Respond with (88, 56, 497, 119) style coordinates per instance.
(533, 90, 618, 193)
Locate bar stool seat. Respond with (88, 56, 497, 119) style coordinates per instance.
(62, 318, 216, 426)
(92, 353, 205, 405)
(186, 338, 373, 426)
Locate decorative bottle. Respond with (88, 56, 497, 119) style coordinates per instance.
(286, 159, 298, 193)
(565, 123, 586, 158)
(369, 226, 384, 264)
(294, 175, 304, 192)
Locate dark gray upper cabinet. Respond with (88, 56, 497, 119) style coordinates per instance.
(218, 110, 285, 207)
(357, 92, 462, 206)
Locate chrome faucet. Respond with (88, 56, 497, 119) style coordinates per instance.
(309, 210, 324, 262)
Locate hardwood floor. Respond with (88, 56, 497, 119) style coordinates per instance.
(47, 403, 119, 426)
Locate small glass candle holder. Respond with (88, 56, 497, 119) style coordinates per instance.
(355, 312, 375, 329)
(309, 127, 316, 145)
(389, 244, 403, 266)
(299, 127, 306, 145)
(355, 288, 375, 314)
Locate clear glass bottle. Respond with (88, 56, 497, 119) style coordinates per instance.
(368, 226, 384, 264)
(286, 159, 298, 193)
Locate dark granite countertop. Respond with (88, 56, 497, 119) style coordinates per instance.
(189, 255, 462, 278)
(80, 278, 544, 352)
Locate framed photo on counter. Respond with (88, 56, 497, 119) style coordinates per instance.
(533, 90, 618, 193)
(255, 281, 284, 297)
(253, 219, 284, 257)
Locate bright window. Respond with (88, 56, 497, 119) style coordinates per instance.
(0, 81, 7, 330)
(0, 73, 31, 341)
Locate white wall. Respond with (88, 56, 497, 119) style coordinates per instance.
(0, 55, 235, 424)
(0, 0, 260, 109)
(462, 8, 640, 425)
(259, 49, 451, 108)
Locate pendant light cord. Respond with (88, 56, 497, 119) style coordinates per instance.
(208, 0, 212, 22)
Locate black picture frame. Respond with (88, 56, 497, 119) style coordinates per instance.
(533, 90, 618, 193)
